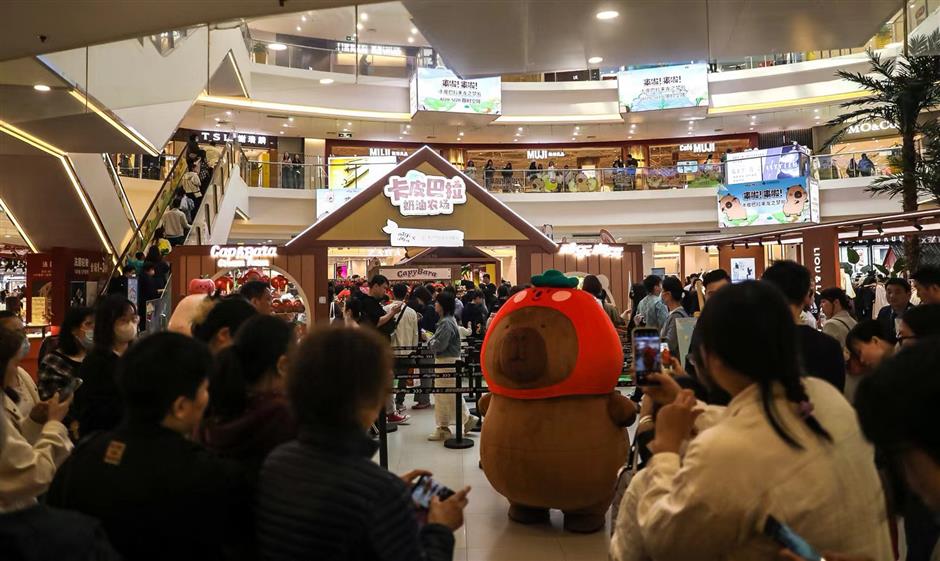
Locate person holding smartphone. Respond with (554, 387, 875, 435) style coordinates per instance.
(257, 326, 470, 560)
(611, 281, 891, 561)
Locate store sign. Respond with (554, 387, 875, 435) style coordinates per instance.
(210, 245, 278, 268)
(199, 131, 271, 147)
(336, 42, 404, 57)
(679, 142, 715, 153)
(338, 132, 353, 139)
(558, 242, 623, 259)
(369, 147, 409, 157)
(717, 177, 819, 228)
(412, 67, 501, 115)
(382, 220, 464, 247)
(526, 150, 565, 159)
(72, 256, 109, 277)
(846, 120, 897, 135)
(617, 64, 709, 112)
(383, 170, 467, 216)
(379, 267, 452, 281)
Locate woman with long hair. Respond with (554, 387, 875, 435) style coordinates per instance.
(611, 281, 891, 560)
(73, 296, 138, 439)
(198, 314, 297, 468)
(37, 307, 94, 401)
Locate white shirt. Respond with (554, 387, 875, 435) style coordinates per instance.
(629, 378, 892, 561)
(161, 208, 189, 238)
(384, 301, 418, 348)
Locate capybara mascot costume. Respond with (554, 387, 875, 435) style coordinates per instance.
(478, 269, 636, 533)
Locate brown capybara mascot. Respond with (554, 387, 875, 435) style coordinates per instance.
(478, 269, 636, 533)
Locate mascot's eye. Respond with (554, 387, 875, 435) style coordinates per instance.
(794, 191, 803, 199)
(725, 202, 733, 209)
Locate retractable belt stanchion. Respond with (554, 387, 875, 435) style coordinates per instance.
(443, 361, 474, 450)
(376, 413, 389, 468)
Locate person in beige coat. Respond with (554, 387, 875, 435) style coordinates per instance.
(612, 281, 892, 561)
(0, 321, 73, 512)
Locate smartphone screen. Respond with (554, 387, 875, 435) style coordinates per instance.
(58, 377, 83, 401)
(633, 328, 662, 385)
(763, 516, 822, 561)
(411, 475, 455, 510)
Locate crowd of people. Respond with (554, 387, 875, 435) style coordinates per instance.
(2, 259, 940, 560)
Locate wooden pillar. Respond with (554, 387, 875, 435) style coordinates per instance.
(515, 245, 535, 285)
(801, 226, 841, 292)
(312, 245, 329, 324)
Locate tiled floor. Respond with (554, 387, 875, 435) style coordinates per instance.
(377, 404, 613, 561)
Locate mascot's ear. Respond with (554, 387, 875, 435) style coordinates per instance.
(531, 269, 579, 288)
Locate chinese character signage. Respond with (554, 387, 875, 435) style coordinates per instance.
(617, 64, 709, 112)
(383, 170, 467, 217)
(717, 177, 819, 228)
(412, 68, 501, 115)
(725, 145, 811, 185)
(382, 220, 464, 247)
(199, 131, 274, 148)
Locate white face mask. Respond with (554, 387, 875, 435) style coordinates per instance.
(114, 322, 137, 344)
(81, 329, 94, 349)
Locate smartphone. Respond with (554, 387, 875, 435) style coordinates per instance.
(632, 327, 662, 386)
(411, 475, 455, 510)
(58, 377, 83, 401)
(39, 377, 83, 401)
(764, 515, 822, 561)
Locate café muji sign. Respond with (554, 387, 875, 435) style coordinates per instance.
(383, 170, 467, 216)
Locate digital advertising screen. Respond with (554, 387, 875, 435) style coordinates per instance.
(412, 68, 501, 115)
(327, 156, 397, 190)
(717, 177, 818, 228)
(617, 64, 709, 112)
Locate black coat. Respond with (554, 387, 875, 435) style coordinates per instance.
(47, 424, 251, 561)
(0, 505, 120, 561)
(256, 427, 454, 561)
(73, 349, 122, 440)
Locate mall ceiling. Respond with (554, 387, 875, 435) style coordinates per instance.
(0, 0, 384, 62)
(404, 0, 901, 78)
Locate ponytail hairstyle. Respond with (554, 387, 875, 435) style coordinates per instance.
(206, 314, 294, 421)
(697, 280, 832, 449)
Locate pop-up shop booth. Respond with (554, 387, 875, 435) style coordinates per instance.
(168, 147, 643, 322)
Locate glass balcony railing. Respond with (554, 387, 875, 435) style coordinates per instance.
(112, 153, 178, 181)
(248, 38, 417, 80)
(241, 149, 897, 194)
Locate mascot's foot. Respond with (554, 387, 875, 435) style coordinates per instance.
(508, 504, 550, 525)
(562, 510, 606, 534)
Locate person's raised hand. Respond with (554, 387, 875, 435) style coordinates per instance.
(640, 371, 682, 406)
(428, 486, 471, 531)
(45, 392, 73, 424)
(399, 469, 432, 485)
(650, 390, 701, 455)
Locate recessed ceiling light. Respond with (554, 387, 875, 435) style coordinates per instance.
(33, 84, 51, 92)
(301, 15, 307, 22)
(628, 136, 633, 139)
(356, 22, 363, 30)
(515, 133, 521, 137)
(575, 126, 580, 130)
(320, 78, 334, 85)
(407, 37, 415, 44)
(280, 131, 285, 134)
(459, 131, 464, 136)
(342, 128, 349, 132)
(267, 43, 287, 51)
(225, 111, 232, 116)
(518, 127, 524, 131)
(814, 108, 819, 112)
(571, 137, 576, 140)
(513, 139, 518, 142)
(296, 26, 302, 32)
(288, 116, 294, 122)
(749, 127, 754, 130)
(215, 123, 221, 127)
(347, 122, 352, 126)
(399, 136, 403, 140)
(411, 27, 418, 34)
(588, 56, 603, 64)
(360, 12, 368, 20)
(596, 10, 619, 20)
(574, 132, 580, 136)
(405, 124, 411, 129)
(214, 117, 221, 122)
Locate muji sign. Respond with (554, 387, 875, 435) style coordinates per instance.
(383, 170, 467, 217)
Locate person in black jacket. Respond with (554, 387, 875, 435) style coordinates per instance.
(763, 261, 846, 392)
(72, 295, 138, 440)
(48, 332, 251, 561)
(256, 326, 469, 561)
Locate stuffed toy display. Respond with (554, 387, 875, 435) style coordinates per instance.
(478, 269, 636, 533)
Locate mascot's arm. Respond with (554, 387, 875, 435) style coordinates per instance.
(478, 393, 492, 416)
(606, 392, 638, 427)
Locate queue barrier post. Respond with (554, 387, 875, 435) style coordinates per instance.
(443, 361, 474, 450)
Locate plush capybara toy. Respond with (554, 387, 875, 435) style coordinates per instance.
(783, 184, 807, 217)
(719, 194, 747, 221)
(478, 269, 636, 533)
